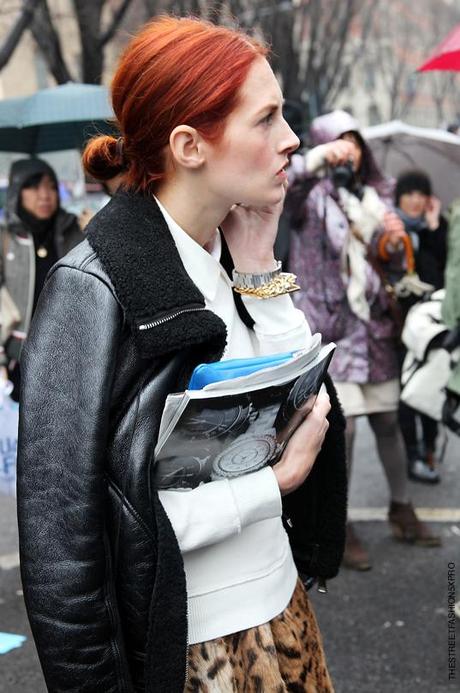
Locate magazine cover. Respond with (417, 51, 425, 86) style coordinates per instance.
(153, 344, 335, 490)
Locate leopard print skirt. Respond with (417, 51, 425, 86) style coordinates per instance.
(185, 578, 334, 692)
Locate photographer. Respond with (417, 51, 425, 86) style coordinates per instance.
(288, 110, 440, 571)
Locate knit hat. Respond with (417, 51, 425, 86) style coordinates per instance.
(395, 170, 432, 204)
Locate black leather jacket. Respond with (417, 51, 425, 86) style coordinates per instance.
(17, 190, 346, 693)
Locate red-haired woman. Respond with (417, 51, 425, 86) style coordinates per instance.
(17, 17, 346, 692)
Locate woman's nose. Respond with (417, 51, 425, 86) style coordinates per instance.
(281, 120, 300, 155)
(38, 186, 52, 200)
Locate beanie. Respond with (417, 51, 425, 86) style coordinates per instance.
(395, 170, 432, 205)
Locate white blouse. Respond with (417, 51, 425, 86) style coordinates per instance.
(155, 197, 313, 644)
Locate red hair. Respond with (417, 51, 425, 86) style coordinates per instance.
(83, 16, 267, 193)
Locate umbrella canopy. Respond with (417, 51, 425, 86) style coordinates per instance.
(0, 82, 116, 154)
(417, 24, 460, 72)
(362, 120, 460, 209)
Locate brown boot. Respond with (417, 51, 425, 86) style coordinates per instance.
(388, 501, 442, 547)
(342, 523, 372, 571)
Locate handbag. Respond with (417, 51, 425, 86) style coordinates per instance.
(400, 347, 460, 422)
(1, 285, 21, 345)
(1, 230, 21, 345)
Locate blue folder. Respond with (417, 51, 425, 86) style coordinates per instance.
(188, 351, 297, 390)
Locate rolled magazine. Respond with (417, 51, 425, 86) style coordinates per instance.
(154, 335, 335, 490)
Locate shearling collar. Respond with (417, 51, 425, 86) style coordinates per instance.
(86, 189, 227, 361)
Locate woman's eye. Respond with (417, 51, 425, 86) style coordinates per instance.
(261, 112, 274, 125)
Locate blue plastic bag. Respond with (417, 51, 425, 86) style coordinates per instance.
(0, 381, 18, 497)
(188, 351, 296, 390)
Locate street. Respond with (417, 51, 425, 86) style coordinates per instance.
(0, 418, 459, 693)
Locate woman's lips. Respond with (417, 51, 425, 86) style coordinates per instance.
(276, 160, 289, 177)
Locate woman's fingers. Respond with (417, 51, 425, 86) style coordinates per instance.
(314, 392, 331, 416)
(324, 140, 355, 166)
(272, 393, 331, 495)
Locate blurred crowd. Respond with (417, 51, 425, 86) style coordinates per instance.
(283, 109, 460, 570)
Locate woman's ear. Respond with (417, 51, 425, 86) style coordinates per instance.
(169, 125, 205, 170)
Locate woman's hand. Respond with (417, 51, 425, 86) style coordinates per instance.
(425, 196, 441, 231)
(220, 187, 287, 273)
(272, 393, 331, 496)
(322, 139, 356, 167)
(383, 211, 406, 247)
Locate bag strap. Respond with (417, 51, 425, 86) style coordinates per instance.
(0, 226, 11, 287)
(320, 192, 347, 316)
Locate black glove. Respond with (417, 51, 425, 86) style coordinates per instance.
(442, 325, 460, 353)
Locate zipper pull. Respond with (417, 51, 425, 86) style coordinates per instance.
(317, 578, 328, 594)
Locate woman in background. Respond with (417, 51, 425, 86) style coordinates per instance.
(288, 111, 440, 572)
(0, 159, 82, 399)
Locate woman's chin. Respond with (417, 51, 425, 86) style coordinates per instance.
(244, 190, 285, 208)
(269, 188, 286, 206)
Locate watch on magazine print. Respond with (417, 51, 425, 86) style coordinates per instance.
(153, 349, 334, 490)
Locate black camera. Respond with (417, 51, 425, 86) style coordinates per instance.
(330, 159, 355, 190)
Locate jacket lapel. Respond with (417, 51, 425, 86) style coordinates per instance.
(86, 190, 227, 360)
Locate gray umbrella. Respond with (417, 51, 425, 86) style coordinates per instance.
(363, 119, 460, 209)
(0, 82, 116, 154)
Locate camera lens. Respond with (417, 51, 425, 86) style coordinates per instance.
(330, 161, 354, 190)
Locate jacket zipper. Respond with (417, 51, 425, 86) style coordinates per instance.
(184, 607, 189, 687)
(140, 304, 198, 686)
(138, 304, 206, 331)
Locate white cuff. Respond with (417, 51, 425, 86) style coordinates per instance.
(241, 293, 311, 352)
(228, 466, 282, 528)
(158, 467, 282, 554)
(305, 144, 329, 175)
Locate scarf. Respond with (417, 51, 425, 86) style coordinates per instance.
(395, 208, 426, 252)
(338, 185, 387, 322)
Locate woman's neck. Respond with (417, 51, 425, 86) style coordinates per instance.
(155, 180, 228, 247)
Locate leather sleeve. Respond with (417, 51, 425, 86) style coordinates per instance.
(17, 265, 133, 692)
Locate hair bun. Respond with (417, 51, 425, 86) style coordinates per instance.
(82, 135, 125, 182)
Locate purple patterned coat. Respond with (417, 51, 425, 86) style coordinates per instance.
(289, 177, 402, 384)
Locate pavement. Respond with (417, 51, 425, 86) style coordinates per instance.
(0, 418, 459, 693)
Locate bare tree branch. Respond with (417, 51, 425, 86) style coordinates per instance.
(100, 0, 134, 47)
(72, 0, 105, 83)
(0, 0, 41, 71)
(327, 0, 375, 107)
(143, 0, 174, 20)
(208, 0, 225, 23)
(30, 0, 74, 83)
